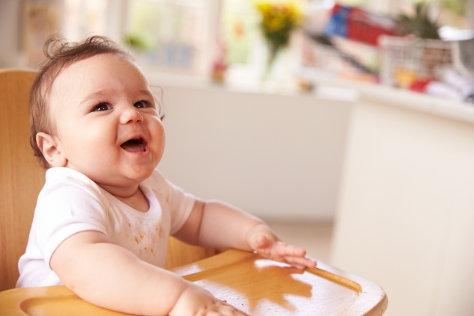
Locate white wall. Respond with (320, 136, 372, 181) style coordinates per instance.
(153, 83, 353, 221)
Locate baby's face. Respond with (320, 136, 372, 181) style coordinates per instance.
(48, 53, 165, 194)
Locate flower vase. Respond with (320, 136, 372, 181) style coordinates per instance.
(261, 45, 288, 91)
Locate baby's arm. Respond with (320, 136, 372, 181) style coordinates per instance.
(50, 231, 247, 316)
(174, 200, 317, 269)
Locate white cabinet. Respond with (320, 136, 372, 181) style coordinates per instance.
(331, 89, 474, 316)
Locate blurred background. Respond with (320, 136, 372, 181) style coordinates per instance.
(2, 1, 474, 316)
(2, 0, 474, 97)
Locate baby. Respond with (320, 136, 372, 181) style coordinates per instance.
(17, 35, 317, 316)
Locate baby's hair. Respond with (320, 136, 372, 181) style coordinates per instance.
(29, 34, 163, 169)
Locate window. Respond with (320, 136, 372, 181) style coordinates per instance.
(125, 0, 211, 75)
(59, 0, 217, 76)
(62, 0, 109, 42)
(20, 0, 472, 75)
(221, 0, 259, 66)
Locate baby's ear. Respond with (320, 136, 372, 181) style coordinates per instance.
(36, 132, 67, 167)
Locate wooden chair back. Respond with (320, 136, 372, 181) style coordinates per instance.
(0, 68, 215, 292)
(0, 69, 43, 292)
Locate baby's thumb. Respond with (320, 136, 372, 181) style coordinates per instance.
(252, 234, 271, 250)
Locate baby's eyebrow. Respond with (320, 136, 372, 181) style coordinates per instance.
(80, 90, 111, 105)
(139, 89, 154, 98)
(80, 89, 154, 106)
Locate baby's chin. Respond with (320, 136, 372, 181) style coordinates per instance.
(90, 169, 154, 189)
(115, 168, 156, 184)
(95, 178, 146, 198)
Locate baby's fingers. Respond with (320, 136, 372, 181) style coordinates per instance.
(274, 242, 307, 257)
(205, 301, 248, 316)
(205, 310, 245, 316)
(284, 255, 318, 269)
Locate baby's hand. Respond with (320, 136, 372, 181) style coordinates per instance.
(247, 225, 318, 270)
(170, 281, 248, 316)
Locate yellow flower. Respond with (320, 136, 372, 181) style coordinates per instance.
(255, 1, 302, 32)
(254, 1, 303, 69)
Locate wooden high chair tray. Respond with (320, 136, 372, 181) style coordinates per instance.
(0, 250, 387, 316)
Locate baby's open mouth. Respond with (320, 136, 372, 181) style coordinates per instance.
(121, 137, 147, 153)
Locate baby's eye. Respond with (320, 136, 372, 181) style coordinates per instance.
(134, 100, 152, 109)
(92, 103, 111, 111)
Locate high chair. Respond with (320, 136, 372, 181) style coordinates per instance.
(0, 68, 387, 315)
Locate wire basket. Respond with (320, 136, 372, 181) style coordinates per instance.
(379, 35, 453, 87)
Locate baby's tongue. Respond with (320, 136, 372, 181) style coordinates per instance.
(121, 139, 146, 153)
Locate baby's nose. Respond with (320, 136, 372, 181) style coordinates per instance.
(120, 106, 143, 124)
